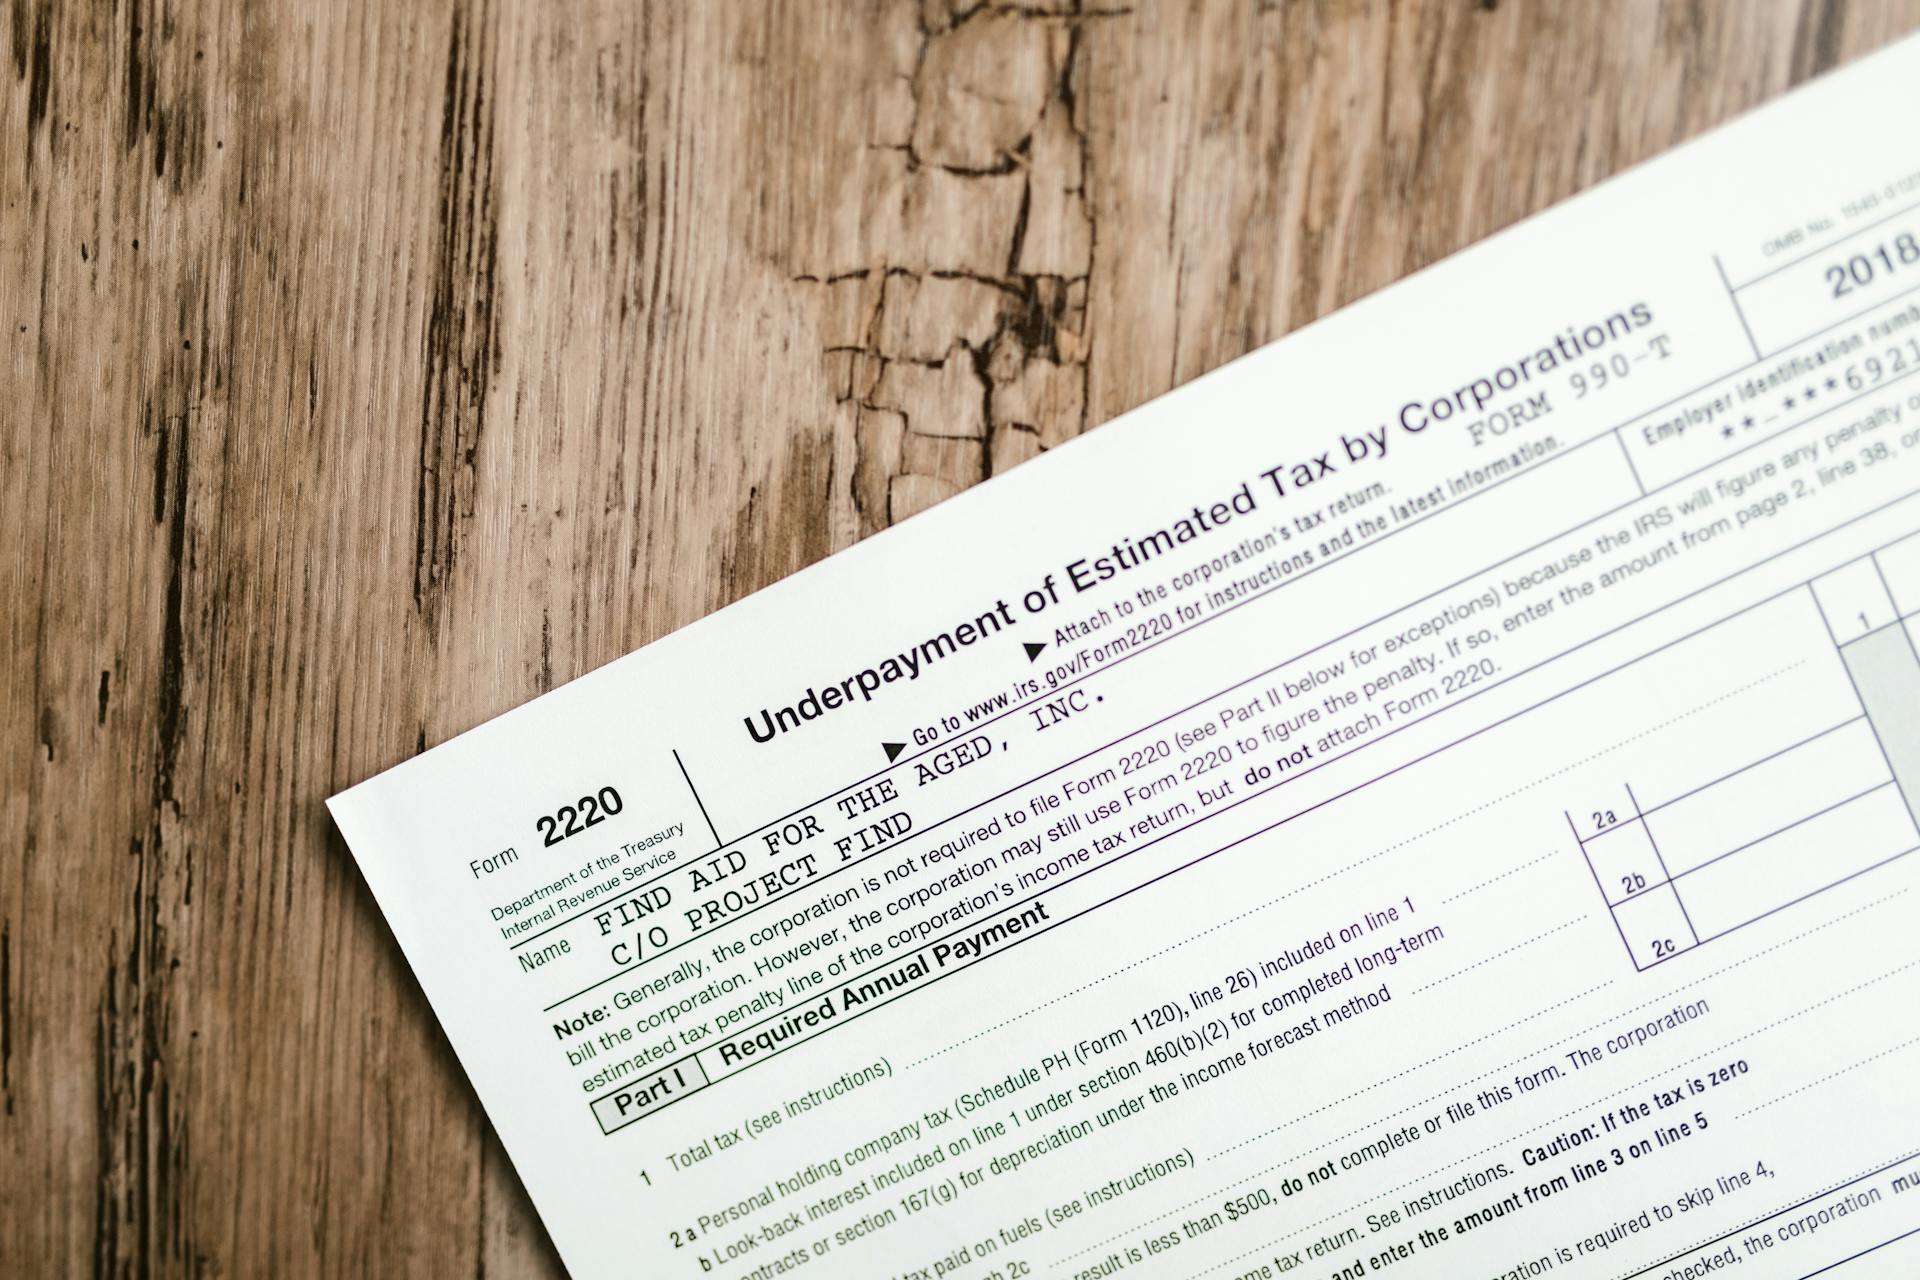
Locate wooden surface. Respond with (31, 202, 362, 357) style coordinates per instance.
(6, 1, 1920, 1274)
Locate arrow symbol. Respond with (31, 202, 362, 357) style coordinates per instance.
(882, 742, 906, 762)
(1024, 641, 1045, 662)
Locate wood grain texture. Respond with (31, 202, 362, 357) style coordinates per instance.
(4, 1, 1918, 1274)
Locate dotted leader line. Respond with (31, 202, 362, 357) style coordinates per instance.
(1441, 852, 1556, 904)
(1049, 887, 1914, 1269)
(1207, 980, 1630, 1163)
(908, 665, 1800, 1070)
(1205, 886, 1910, 1168)
(1732, 1035, 1920, 1121)
(1408, 918, 1587, 995)
(1055, 982, 1617, 1265)
(1173, 959, 1920, 1280)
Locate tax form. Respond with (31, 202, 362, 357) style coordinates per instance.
(330, 36, 1920, 1280)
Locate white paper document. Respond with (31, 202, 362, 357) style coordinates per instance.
(331, 38, 1920, 1280)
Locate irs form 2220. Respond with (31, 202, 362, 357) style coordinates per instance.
(331, 34, 1920, 1280)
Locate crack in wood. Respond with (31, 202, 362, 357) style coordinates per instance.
(415, 3, 502, 627)
(5, 3, 1916, 1275)
(793, 0, 1099, 535)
